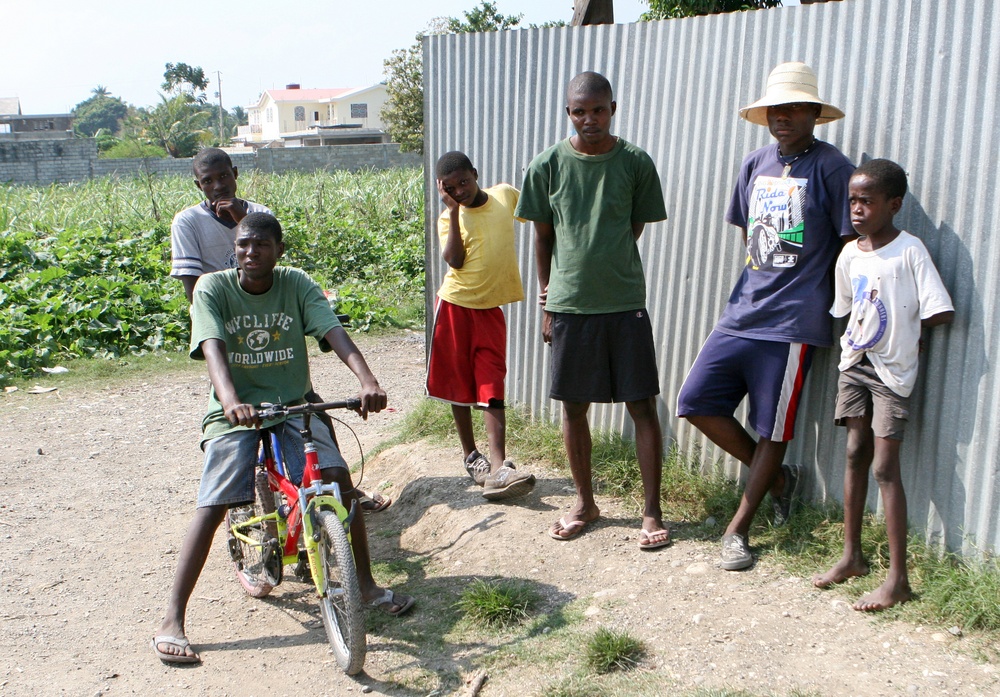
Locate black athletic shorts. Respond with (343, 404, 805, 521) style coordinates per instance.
(549, 309, 660, 403)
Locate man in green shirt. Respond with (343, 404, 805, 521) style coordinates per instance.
(515, 72, 670, 549)
(152, 213, 413, 664)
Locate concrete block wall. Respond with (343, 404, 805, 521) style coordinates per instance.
(255, 144, 422, 174)
(0, 141, 420, 186)
(0, 138, 98, 184)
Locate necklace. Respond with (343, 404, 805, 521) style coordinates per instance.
(777, 139, 817, 179)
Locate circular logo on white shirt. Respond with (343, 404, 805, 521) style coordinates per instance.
(846, 289, 887, 350)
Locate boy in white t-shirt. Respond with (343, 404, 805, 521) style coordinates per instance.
(813, 159, 954, 611)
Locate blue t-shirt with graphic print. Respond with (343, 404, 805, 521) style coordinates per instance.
(718, 140, 854, 347)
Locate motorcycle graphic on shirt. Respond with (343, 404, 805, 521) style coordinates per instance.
(746, 176, 807, 270)
(845, 275, 887, 350)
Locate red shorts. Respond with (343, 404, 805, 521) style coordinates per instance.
(426, 299, 506, 407)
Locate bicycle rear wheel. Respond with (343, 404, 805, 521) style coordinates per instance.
(316, 509, 366, 675)
(226, 472, 280, 598)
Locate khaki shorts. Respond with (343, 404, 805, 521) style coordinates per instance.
(834, 357, 909, 440)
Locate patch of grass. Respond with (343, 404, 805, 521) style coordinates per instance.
(456, 578, 538, 629)
(396, 398, 457, 443)
(912, 553, 1000, 630)
(584, 627, 645, 673)
(758, 503, 1000, 633)
(3, 348, 199, 393)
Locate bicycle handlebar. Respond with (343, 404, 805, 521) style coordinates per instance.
(258, 398, 362, 420)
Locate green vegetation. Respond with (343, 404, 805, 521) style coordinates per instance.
(382, 1, 564, 154)
(456, 578, 538, 628)
(72, 86, 129, 138)
(641, 0, 782, 20)
(584, 627, 645, 673)
(75, 64, 249, 156)
(0, 168, 424, 385)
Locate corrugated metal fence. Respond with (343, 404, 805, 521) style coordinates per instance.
(423, 0, 1000, 554)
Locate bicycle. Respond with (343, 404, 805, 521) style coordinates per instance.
(224, 398, 367, 675)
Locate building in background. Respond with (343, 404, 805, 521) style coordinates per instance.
(0, 97, 73, 138)
(236, 83, 389, 148)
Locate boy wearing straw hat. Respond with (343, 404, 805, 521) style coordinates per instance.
(677, 62, 855, 570)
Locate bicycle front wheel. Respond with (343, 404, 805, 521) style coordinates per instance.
(226, 472, 279, 598)
(316, 509, 366, 675)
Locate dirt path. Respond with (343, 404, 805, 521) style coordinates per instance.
(2, 331, 996, 696)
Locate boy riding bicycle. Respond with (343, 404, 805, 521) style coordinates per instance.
(153, 212, 413, 665)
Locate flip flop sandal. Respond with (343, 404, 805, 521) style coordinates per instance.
(151, 634, 201, 664)
(548, 517, 588, 541)
(638, 528, 672, 550)
(359, 490, 392, 513)
(367, 589, 415, 617)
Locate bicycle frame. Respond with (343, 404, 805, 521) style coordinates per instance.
(229, 411, 356, 598)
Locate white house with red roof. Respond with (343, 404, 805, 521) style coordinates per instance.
(236, 83, 389, 147)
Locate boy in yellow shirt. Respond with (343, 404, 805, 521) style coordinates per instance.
(427, 151, 536, 500)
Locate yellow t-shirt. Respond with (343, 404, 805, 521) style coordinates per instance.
(436, 184, 525, 309)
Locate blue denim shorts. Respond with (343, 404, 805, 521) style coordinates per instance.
(197, 416, 348, 508)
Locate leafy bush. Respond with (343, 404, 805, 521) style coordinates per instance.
(0, 167, 425, 384)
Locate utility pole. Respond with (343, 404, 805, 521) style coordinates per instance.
(572, 0, 614, 25)
(215, 70, 224, 145)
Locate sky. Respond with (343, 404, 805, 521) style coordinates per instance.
(0, 1, 639, 114)
(2, 0, 797, 115)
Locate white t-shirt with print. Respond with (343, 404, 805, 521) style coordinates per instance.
(831, 231, 954, 397)
(170, 200, 272, 278)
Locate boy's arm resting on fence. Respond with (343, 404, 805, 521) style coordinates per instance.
(323, 326, 387, 419)
(202, 338, 260, 428)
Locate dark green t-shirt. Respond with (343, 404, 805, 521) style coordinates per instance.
(190, 266, 341, 441)
(515, 138, 667, 314)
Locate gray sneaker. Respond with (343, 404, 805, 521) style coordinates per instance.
(482, 461, 536, 501)
(464, 450, 491, 486)
(720, 533, 753, 570)
(772, 463, 803, 527)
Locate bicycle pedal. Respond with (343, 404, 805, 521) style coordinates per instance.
(227, 537, 243, 563)
(262, 538, 283, 586)
(293, 551, 311, 581)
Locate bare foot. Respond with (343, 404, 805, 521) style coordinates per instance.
(812, 557, 869, 588)
(853, 579, 913, 612)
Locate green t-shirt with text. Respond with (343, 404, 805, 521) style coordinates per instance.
(514, 138, 666, 314)
(190, 266, 341, 442)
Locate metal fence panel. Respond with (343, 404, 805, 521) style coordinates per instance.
(424, 0, 1000, 554)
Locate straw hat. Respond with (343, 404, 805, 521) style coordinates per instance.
(739, 62, 845, 126)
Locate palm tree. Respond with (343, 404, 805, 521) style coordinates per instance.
(91, 85, 111, 98)
(131, 95, 212, 158)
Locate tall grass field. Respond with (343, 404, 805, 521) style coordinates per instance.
(0, 167, 425, 384)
